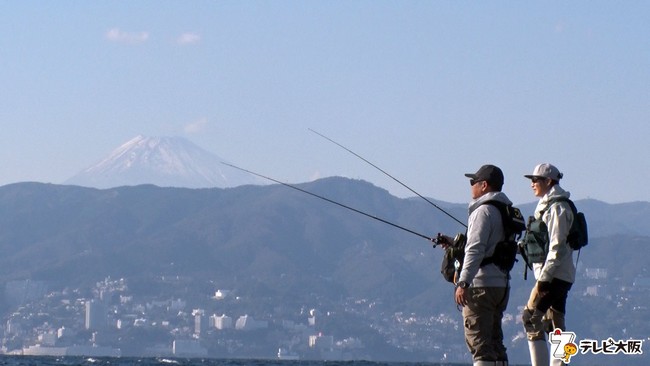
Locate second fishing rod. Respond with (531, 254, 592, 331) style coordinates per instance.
(308, 129, 467, 229)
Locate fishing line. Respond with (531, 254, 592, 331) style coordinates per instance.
(308, 128, 467, 228)
(222, 162, 440, 245)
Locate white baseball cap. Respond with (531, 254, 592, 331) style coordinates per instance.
(524, 163, 563, 181)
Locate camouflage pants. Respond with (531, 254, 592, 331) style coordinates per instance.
(462, 287, 510, 362)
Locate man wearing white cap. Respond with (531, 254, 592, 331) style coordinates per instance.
(521, 163, 575, 366)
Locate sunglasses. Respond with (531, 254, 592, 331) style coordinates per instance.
(531, 177, 547, 184)
(470, 179, 484, 186)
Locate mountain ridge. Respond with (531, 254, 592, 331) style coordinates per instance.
(1, 179, 648, 289)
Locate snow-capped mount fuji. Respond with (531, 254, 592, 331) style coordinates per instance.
(65, 135, 262, 189)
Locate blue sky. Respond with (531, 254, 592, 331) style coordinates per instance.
(1, 1, 648, 205)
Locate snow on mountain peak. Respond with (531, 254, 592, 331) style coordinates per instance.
(65, 135, 262, 189)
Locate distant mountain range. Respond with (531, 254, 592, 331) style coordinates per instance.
(0, 180, 648, 363)
(1, 179, 648, 294)
(65, 135, 263, 189)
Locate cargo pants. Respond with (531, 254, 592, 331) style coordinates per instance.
(462, 286, 510, 362)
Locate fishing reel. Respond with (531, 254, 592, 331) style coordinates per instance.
(432, 233, 449, 248)
(433, 232, 466, 249)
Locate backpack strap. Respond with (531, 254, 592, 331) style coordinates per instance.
(544, 196, 575, 215)
(478, 200, 509, 267)
(543, 196, 582, 267)
(481, 200, 510, 232)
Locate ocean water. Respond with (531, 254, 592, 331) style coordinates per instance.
(0, 357, 465, 366)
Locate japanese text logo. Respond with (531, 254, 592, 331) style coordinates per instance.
(549, 328, 644, 363)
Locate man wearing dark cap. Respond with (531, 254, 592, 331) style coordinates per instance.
(456, 164, 513, 366)
(521, 163, 575, 366)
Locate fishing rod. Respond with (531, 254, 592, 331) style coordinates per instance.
(308, 128, 467, 228)
(222, 162, 443, 246)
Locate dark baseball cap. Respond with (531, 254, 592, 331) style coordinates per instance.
(465, 164, 504, 188)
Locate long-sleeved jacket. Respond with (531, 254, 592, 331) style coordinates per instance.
(532, 185, 576, 283)
(457, 191, 512, 288)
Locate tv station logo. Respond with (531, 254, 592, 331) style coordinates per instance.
(549, 328, 644, 364)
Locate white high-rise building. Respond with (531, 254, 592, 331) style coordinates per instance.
(235, 315, 268, 330)
(85, 300, 107, 330)
(211, 314, 233, 330)
(192, 309, 206, 336)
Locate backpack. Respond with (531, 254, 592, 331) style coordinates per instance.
(440, 233, 466, 283)
(440, 201, 525, 283)
(554, 197, 589, 250)
(480, 201, 526, 273)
